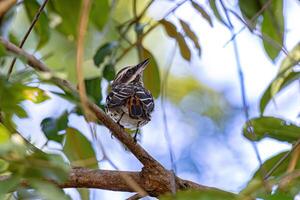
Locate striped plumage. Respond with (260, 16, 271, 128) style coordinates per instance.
(106, 59, 154, 134)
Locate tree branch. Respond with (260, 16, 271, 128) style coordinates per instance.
(0, 167, 221, 197)
(0, 37, 236, 197)
(7, 0, 49, 79)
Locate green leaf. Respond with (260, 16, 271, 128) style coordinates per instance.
(238, 0, 261, 28)
(161, 189, 237, 200)
(24, 0, 50, 49)
(0, 124, 10, 144)
(179, 19, 201, 56)
(31, 180, 70, 200)
(22, 87, 50, 103)
(85, 77, 102, 106)
(261, 0, 284, 61)
(0, 158, 9, 173)
(77, 189, 90, 200)
(260, 71, 300, 114)
(176, 33, 191, 61)
(48, 0, 81, 39)
(103, 63, 116, 81)
(278, 43, 300, 73)
(240, 151, 300, 197)
(22, 152, 69, 183)
(190, 0, 213, 27)
(90, 0, 109, 30)
(93, 42, 118, 66)
(140, 48, 161, 98)
(259, 43, 300, 114)
(0, 42, 7, 57)
(208, 0, 229, 28)
(0, 175, 20, 199)
(160, 20, 191, 61)
(159, 20, 178, 38)
(41, 111, 68, 143)
(243, 116, 300, 143)
(9, 32, 19, 46)
(63, 127, 98, 168)
(263, 192, 293, 200)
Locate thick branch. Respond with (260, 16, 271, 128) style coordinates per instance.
(0, 167, 220, 197)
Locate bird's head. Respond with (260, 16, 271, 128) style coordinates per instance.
(111, 58, 150, 87)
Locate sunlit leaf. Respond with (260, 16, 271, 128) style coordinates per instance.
(261, 0, 284, 61)
(260, 43, 300, 114)
(179, 19, 201, 56)
(0, 124, 10, 144)
(93, 42, 118, 67)
(190, 0, 213, 27)
(90, 0, 109, 30)
(23, 87, 49, 103)
(24, 0, 50, 49)
(278, 43, 300, 73)
(243, 116, 300, 143)
(208, 0, 229, 28)
(103, 63, 116, 81)
(85, 77, 102, 106)
(260, 71, 300, 114)
(161, 189, 237, 200)
(140, 48, 161, 98)
(63, 127, 98, 168)
(41, 111, 68, 143)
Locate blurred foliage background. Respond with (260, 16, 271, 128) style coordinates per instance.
(0, 0, 300, 199)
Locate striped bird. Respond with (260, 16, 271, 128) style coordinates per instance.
(106, 58, 154, 141)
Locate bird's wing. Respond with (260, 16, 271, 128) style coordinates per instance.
(106, 84, 135, 108)
(135, 87, 154, 115)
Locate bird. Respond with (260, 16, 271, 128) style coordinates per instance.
(105, 58, 154, 142)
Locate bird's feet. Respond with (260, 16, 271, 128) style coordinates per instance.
(133, 129, 140, 143)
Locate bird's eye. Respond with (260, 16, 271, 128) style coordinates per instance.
(127, 69, 134, 76)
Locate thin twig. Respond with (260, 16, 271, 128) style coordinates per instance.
(0, 0, 16, 18)
(116, 0, 188, 63)
(76, 0, 94, 122)
(223, 0, 272, 47)
(219, 0, 267, 185)
(287, 144, 300, 173)
(264, 139, 300, 180)
(227, 8, 289, 56)
(127, 193, 146, 200)
(7, 0, 49, 79)
(161, 41, 178, 194)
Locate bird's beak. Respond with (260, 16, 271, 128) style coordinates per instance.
(135, 58, 150, 74)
